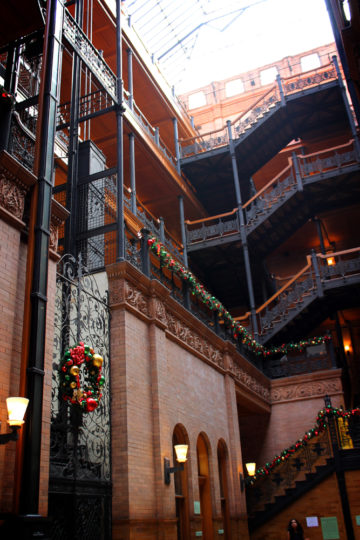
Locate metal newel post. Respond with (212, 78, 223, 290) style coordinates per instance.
(141, 228, 150, 277)
(226, 120, 258, 338)
(292, 152, 303, 191)
(127, 47, 133, 111)
(311, 249, 324, 297)
(178, 195, 188, 267)
(129, 132, 136, 215)
(116, 0, 125, 261)
(159, 217, 165, 244)
(276, 73, 285, 106)
(155, 127, 160, 146)
(173, 117, 181, 175)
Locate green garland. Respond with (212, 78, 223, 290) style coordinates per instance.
(247, 406, 360, 484)
(147, 235, 330, 357)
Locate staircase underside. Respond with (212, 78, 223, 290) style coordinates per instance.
(181, 82, 349, 216)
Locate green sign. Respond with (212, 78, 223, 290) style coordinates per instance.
(194, 501, 201, 514)
(356, 516, 360, 526)
(321, 517, 340, 539)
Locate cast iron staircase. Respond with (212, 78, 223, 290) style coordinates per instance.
(237, 246, 360, 343)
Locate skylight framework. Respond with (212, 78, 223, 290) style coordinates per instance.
(123, 0, 267, 90)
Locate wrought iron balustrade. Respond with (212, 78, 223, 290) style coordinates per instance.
(58, 89, 115, 128)
(231, 84, 280, 139)
(185, 208, 239, 246)
(9, 112, 36, 171)
(179, 125, 229, 159)
(283, 63, 337, 96)
(243, 164, 296, 232)
(246, 429, 333, 517)
(63, 9, 117, 101)
(298, 139, 358, 178)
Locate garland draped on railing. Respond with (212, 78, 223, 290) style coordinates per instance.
(247, 406, 360, 484)
(147, 235, 330, 357)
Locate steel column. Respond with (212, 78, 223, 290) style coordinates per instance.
(173, 117, 181, 174)
(178, 195, 188, 267)
(226, 120, 258, 337)
(21, 0, 64, 516)
(127, 47, 133, 110)
(65, 0, 83, 256)
(129, 132, 136, 215)
(116, 0, 125, 261)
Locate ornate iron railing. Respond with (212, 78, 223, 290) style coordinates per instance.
(63, 9, 117, 101)
(246, 429, 333, 517)
(185, 208, 239, 245)
(179, 61, 338, 159)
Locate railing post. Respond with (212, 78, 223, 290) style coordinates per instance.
(332, 55, 360, 158)
(129, 132, 136, 215)
(190, 115, 195, 129)
(292, 152, 303, 191)
(326, 331, 338, 368)
(178, 195, 188, 267)
(155, 126, 160, 146)
(173, 117, 181, 175)
(127, 48, 134, 111)
(226, 120, 258, 338)
(276, 74, 286, 106)
(311, 249, 324, 297)
(159, 217, 165, 244)
(141, 228, 150, 277)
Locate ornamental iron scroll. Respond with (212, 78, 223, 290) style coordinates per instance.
(49, 253, 111, 539)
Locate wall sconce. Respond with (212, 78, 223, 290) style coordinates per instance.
(164, 444, 188, 485)
(240, 462, 257, 491)
(344, 343, 351, 355)
(326, 256, 335, 266)
(0, 397, 29, 445)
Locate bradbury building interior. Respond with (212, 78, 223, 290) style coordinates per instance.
(0, 0, 359, 538)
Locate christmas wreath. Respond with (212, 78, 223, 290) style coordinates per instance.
(59, 342, 105, 413)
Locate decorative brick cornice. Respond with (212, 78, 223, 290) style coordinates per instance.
(270, 369, 343, 404)
(0, 150, 36, 229)
(106, 261, 271, 407)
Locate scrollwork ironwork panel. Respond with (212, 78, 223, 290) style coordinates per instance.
(50, 253, 111, 539)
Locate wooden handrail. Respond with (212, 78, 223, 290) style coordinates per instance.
(282, 61, 334, 84)
(179, 124, 227, 145)
(185, 207, 238, 226)
(298, 139, 355, 160)
(243, 162, 292, 209)
(317, 246, 360, 259)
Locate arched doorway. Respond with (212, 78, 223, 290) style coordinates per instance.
(217, 440, 230, 539)
(196, 433, 213, 539)
(172, 425, 190, 539)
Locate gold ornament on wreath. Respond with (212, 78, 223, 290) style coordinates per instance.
(59, 342, 105, 413)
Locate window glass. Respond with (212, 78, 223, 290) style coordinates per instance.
(300, 53, 320, 72)
(260, 66, 278, 85)
(188, 91, 206, 110)
(225, 78, 244, 97)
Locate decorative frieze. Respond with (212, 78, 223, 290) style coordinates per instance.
(165, 310, 224, 369)
(229, 359, 270, 401)
(125, 281, 149, 316)
(0, 171, 27, 219)
(271, 374, 342, 403)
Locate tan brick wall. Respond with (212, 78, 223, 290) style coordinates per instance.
(0, 219, 26, 512)
(108, 262, 252, 539)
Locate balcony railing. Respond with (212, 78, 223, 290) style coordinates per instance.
(179, 61, 338, 159)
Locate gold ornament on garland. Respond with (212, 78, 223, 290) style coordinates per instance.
(59, 342, 105, 413)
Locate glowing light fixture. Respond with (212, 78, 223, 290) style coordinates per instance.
(164, 444, 188, 484)
(246, 462, 257, 476)
(326, 256, 335, 266)
(0, 397, 29, 444)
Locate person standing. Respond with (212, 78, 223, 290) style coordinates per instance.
(287, 518, 309, 540)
